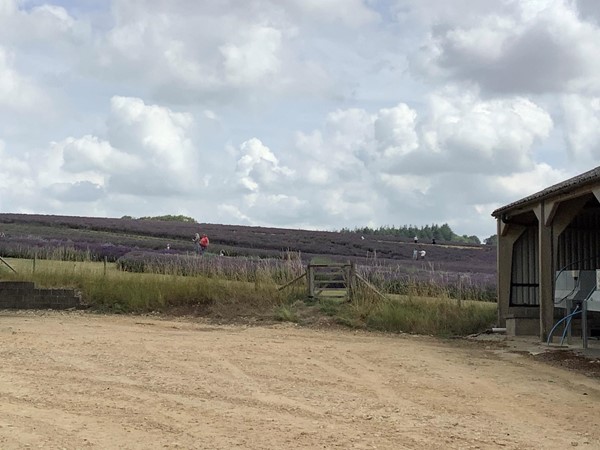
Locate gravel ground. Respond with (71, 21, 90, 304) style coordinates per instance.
(0, 310, 598, 449)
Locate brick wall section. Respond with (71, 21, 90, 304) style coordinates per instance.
(0, 281, 81, 309)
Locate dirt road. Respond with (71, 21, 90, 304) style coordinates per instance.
(0, 311, 598, 449)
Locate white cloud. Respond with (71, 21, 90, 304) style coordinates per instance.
(2, 0, 599, 238)
(374, 104, 419, 158)
(0, 0, 16, 15)
(492, 163, 567, 201)
(414, 90, 553, 174)
(410, 0, 600, 95)
(48, 181, 104, 202)
(60, 135, 141, 174)
(220, 26, 282, 86)
(286, 0, 379, 27)
(106, 96, 198, 195)
(33, 96, 201, 204)
(217, 203, 252, 224)
(92, 1, 337, 102)
(0, 139, 31, 188)
(235, 138, 294, 193)
(0, 1, 89, 54)
(0, 47, 46, 111)
(562, 94, 600, 163)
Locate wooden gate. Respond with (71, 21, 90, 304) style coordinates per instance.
(277, 261, 387, 302)
(307, 263, 355, 301)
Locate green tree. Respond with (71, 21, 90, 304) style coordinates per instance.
(484, 234, 497, 246)
(138, 215, 197, 223)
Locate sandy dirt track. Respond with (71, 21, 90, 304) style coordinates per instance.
(0, 312, 598, 450)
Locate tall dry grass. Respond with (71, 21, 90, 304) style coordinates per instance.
(0, 258, 285, 315)
(0, 257, 497, 335)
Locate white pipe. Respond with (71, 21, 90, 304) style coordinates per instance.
(491, 327, 506, 333)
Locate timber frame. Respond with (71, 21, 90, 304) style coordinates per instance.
(492, 166, 600, 340)
(278, 262, 387, 302)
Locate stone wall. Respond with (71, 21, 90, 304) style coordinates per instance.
(0, 281, 81, 309)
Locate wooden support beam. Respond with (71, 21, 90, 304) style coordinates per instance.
(534, 203, 554, 342)
(551, 196, 588, 247)
(355, 273, 388, 301)
(0, 256, 16, 274)
(277, 272, 306, 291)
(543, 200, 560, 227)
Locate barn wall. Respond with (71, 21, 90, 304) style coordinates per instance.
(510, 226, 539, 306)
(557, 208, 600, 271)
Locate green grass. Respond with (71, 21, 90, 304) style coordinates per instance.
(0, 257, 284, 316)
(0, 257, 497, 335)
(274, 304, 299, 322)
(317, 288, 496, 336)
(365, 297, 496, 336)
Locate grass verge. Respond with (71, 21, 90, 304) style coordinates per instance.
(0, 258, 497, 335)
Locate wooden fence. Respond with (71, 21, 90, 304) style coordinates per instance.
(278, 262, 388, 302)
(307, 263, 355, 301)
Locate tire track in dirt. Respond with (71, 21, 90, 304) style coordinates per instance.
(0, 313, 599, 449)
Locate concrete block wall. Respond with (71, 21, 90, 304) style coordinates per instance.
(505, 307, 540, 336)
(506, 317, 540, 336)
(506, 308, 600, 337)
(0, 281, 81, 309)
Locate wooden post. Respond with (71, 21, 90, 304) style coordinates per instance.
(535, 202, 555, 342)
(33, 252, 36, 274)
(349, 262, 356, 301)
(307, 265, 315, 299)
(104, 256, 107, 276)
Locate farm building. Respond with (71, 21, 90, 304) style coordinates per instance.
(492, 166, 600, 343)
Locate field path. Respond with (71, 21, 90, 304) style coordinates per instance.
(0, 311, 598, 449)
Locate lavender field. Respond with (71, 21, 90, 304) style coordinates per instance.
(0, 213, 497, 301)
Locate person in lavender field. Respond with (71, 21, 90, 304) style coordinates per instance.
(199, 234, 209, 255)
(192, 233, 201, 254)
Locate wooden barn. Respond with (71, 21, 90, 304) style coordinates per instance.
(492, 166, 600, 343)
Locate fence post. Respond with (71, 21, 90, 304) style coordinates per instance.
(104, 256, 107, 276)
(307, 264, 315, 299)
(349, 262, 356, 301)
(33, 252, 36, 274)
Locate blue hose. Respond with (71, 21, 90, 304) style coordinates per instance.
(547, 308, 582, 346)
(560, 306, 581, 346)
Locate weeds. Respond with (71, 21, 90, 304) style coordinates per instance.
(274, 304, 299, 322)
(1, 258, 285, 316)
(365, 297, 496, 336)
(0, 257, 496, 336)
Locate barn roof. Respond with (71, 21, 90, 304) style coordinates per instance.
(491, 166, 600, 217)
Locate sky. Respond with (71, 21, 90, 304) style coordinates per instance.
(1, 0, 600, 240)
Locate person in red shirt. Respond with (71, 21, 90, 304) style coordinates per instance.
(199, 234, 209, 255)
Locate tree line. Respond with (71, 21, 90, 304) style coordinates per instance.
(340, 224, 496, 245)
(121, 215, 197, 223)
(118, 214, 498, 246)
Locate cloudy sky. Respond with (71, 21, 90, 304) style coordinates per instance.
(1, 0, 600, 239)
